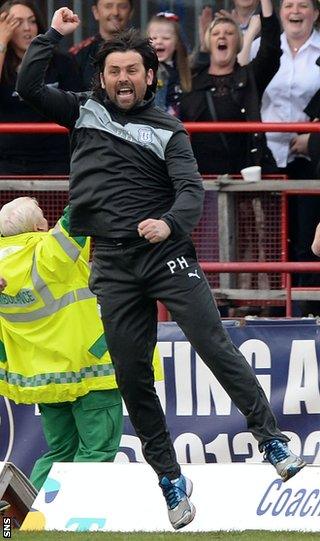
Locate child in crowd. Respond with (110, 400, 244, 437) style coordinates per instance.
(147, 11, 191, 117)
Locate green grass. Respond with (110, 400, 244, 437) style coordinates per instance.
(7, 532, 320, 541)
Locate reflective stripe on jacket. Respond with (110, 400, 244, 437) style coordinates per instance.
(0, 208, 162, 404)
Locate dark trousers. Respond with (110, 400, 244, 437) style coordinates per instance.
(90, 236, 288, 480)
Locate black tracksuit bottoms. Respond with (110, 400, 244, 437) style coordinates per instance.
(90, 235, 288, 480)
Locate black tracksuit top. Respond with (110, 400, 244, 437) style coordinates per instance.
(16, 29, 204, 240)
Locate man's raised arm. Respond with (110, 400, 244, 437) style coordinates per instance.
(16, 8, 83, 129)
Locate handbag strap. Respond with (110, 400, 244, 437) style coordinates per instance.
(205, 90, 230, 154)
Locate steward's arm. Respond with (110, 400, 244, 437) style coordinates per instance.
(16, 29, 83, 129)
(161, 127, 205, 239)
(36, 207, 90, 283)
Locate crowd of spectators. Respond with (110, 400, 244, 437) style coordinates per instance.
(250, 0, 320, 315)
(0, 0, 82, 175)
(180, 0, 278, 176)
(1, 0, 320, 315)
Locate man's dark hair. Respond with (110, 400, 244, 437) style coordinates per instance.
(92, 28, 159, 94)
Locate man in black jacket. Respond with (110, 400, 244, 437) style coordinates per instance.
(17, 7, 306, 530)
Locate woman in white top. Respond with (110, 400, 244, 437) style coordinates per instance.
(254, 0, 320, 169)
(251, 0, 320, 315)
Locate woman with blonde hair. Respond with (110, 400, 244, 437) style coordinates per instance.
(180, 0, 279, 175)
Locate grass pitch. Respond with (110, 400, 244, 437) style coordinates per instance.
(7, 532, 320, 540)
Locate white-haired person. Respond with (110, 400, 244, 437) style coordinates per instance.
(0, 196, 162, 491)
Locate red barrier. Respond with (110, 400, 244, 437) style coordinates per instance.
(0, 123, 67, 133)
(185, 122, 320, 133)
(1, 121, 320, 320)
(158, 260, 320, 321)
(198, 261, 320, 319)
(1, 121, 320, 134)
(200, 262, 320, 272)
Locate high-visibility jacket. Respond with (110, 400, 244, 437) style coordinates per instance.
(0, 208, 162, 404)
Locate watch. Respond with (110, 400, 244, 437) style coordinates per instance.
(0, 43, 7, 54)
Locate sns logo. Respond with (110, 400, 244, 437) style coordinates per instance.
(2, 517, 11, 538)
(0, 397, 14, 463)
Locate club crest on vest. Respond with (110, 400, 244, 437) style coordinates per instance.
(138, 127, 153, 144)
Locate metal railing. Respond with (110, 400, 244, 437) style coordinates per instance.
(1, 120, 320, 319)
(2, 121, 320, 133)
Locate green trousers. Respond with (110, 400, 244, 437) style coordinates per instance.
(30, 389, 123, 491)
